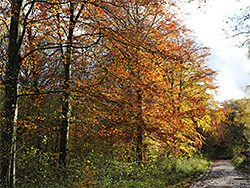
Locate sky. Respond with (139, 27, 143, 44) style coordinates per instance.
(182, 0, 250, 102)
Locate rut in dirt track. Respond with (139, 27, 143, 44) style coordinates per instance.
(190, 160, 250, 188)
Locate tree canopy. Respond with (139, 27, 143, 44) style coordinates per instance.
(0, 0, 224, 187)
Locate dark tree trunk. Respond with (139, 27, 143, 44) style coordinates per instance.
(59, 1, 74, 167)
(0, 0, 23, 187)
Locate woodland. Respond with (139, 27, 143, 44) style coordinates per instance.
(0, 0, 249, 187)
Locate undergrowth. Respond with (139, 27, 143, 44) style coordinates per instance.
(15, 150, 210, 187)
(232, 155, 250, 173)
(94, 154, 210, 188)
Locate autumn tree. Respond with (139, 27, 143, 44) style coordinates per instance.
(226, 99, 250, 150)
(0, 1, 37, 186)
(0, 0, 69, 185)
(77, 0, 220, 161)
(0, 0, 222, 186)
(203, 99, 249, 159)
(61, 0, 170, 163)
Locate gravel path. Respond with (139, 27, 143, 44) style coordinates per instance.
(190, 160, 250, 188)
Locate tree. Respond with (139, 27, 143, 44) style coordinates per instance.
(81, 0, 219, 160)
(0, 1, 36, 186)
(0, 0, 64, 185)
(0, 0, 222, 186)
(226, 5, 250, 47)
(227, 99, 250, 151)
(203, 99, 249, 159)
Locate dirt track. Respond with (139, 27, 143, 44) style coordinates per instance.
(190, 160, 250, 188)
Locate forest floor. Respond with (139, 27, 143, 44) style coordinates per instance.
(189, 160, 250, 188)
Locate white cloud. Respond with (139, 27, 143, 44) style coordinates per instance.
(183, 0, 250, 101)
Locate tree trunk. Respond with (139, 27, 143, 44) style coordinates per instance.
(136, 88, 144, 164)
(0, 0, 23, 187)
(59, 1, 74, 167)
